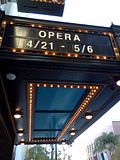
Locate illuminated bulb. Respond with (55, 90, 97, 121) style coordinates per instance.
(57, 85, 60, 88)
(51, 84, 53, 87)
(53, 53, 56, 55)
(20, 139, 25, 145)
(85, 112, 93, 120)
(64, 85, 66, 88)
(75, 54, 78, 57)
(68, 54, 71, 57)
(81, 106, 83, 109)
(0, 37, 2, 40)
(44, 84, 47, 87)
(116, 80, 120, 86)
(79, 108, 82, 112)
(21, 49, 25, 53)
(71, 85, 73, 88)
(3, 21, 6, 25)
(103, 56, 107, 59)
(83, 86, 86, 89)
(103, 32, 107, 35)
(108, 33, 112, 36)
(14, 113, 21, 119)
(96, 56, 100, 59)
(14, 109, 22, 119)
(10, 21, 14, 24)
(115, 53, 119, 56)
(18, 129, 24, 136)
(31, 24, 35, 27)
(12, 49, 16, 52)
(37, 84, 40, 87)
(45, 52, 48, 55)
(30, 84, 33, 86)
(77, 86, 80, 88)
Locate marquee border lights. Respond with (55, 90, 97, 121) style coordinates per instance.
(10, 49, 117, 60)
(31, 0, 65, 5)
(0, 20, 120, 60)
(27, 82, 101, 142)
(31, 137, 59, 143)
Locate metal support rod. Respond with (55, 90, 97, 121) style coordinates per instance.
(55, 143, 57, 160)
(50, 144, 54, 160)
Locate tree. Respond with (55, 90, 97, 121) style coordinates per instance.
(57, 148, 72, 160)
(57, 150, 62, 160)
(25, 145, 49, 160)
(111, 141, 120, 160)
(24, 144, 72, 160)
(94, 132, 118, 158)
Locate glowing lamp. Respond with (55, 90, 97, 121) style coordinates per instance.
(14, 109, 22, 119)
(18, 129, 24, 136)
(70, 128, 76, 136)
(116, 79, 120, 86)
(85, 111, 93, 120)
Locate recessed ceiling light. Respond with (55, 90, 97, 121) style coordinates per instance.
(14, 109, 22, 119)
(85, 111, 93, 120)
(6, 73, 16, 80)
(116, 79, 120, 86)
(18, 129, 24, 136)
(70, 128, 76, 136)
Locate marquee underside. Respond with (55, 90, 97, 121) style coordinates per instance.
(0, 12, 120, 150)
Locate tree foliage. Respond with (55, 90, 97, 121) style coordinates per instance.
(111, 141, 120, 160)
(25, 145, 49, 160)
(94, 132, 118, 157)
(24, 145, 72, 160)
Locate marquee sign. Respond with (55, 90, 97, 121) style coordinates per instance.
(2, 24, 115, 57)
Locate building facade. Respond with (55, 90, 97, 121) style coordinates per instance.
(86, 121, 120, 160)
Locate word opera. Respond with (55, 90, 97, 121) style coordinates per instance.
(38, 30, 81, 41)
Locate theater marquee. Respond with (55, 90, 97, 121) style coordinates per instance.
(1, 23, 116, 57)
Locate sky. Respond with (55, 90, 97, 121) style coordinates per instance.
(3, 0, 120, 27)
(2, 1, 120, 160)
(2, 0, 120, 27)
